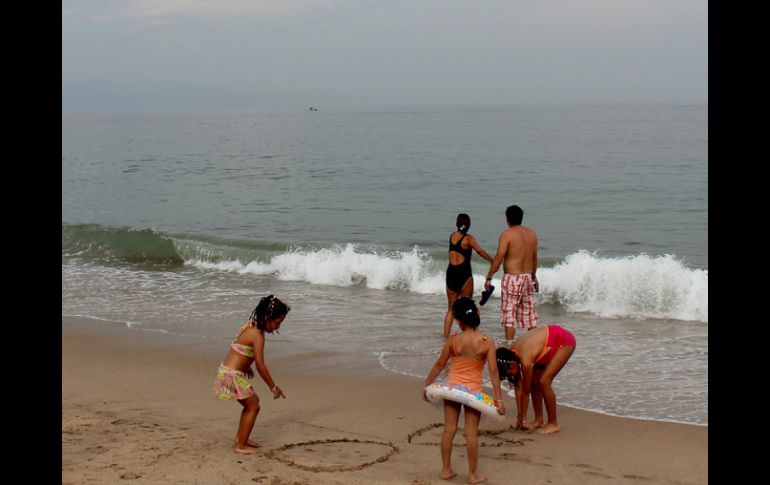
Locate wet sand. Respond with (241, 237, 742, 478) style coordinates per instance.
(62, 316, 707, 484)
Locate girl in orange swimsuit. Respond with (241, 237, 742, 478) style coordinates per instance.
(423, 297, 505, 484)
(212, 294, 290, 454)
(495, 324, 576, 435)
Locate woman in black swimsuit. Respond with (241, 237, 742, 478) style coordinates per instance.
(444, 213, 493, 337)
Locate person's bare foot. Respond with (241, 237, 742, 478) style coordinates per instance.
(235, 438, 261, 448)
(441, 469, 457, 480)
(536, 423, 560, 435)
(527, 419, 543, 430)
(468, 474, 487, 483)
(234, 446, 259, 454)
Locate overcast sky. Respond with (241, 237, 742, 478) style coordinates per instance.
(62, 0, 708, 111)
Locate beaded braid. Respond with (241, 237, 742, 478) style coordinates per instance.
(495, 347, 521, 385)
(248, 294, 289, 330)
(267, 295, 276, 316)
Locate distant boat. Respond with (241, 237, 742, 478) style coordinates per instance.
(308, 106, 318, 111)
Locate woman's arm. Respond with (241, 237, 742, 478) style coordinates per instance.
(470, 235, 494, 263)
(485, 231, 508, 287)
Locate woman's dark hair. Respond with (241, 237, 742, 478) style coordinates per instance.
(496, 347, 521, 385)
(452, 296, 480, 328)
(456, 213, 471, 234)
(249, 294, 290, 331)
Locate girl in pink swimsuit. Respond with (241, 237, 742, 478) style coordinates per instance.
(495, 324, 576, 435)
(423, 297, 505, 484)
(212, 294, 290, 454)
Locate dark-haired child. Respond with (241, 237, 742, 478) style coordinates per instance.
(423, 297, 504, 484)
(496, 324, 576, 434)
(213, 294, 290, 454)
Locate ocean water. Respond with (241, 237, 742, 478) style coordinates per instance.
(62, 104, 708, 426)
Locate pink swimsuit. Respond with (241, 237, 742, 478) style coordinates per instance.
(534, 325, 576, 366)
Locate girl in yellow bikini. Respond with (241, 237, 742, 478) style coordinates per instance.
(213, 294, 290, 454)
(423, 297, 505, 484)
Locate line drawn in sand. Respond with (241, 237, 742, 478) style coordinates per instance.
(264, 438, 399, 472)
(407, 423, 529, 447)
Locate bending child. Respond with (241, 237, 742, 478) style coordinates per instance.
(496, 324, 575, 434)
(213, 294, 290, 454)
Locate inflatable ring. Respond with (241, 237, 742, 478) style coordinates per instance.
(424, 383, 503, 422)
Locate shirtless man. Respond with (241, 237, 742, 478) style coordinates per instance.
(484, 205, 539, 340)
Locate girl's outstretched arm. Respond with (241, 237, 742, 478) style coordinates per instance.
(252, 331, 284, 398)
(485, 342, 505, 414)
(517, 361, 534, 429)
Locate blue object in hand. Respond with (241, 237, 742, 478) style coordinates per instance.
(480, 285, 495, 306)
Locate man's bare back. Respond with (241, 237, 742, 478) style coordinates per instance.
(500, 225, 538, 275)
(485, 224, 538, 282)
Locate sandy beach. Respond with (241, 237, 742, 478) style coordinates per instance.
(62, 316, 707, 484)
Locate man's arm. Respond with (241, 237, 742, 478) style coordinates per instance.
(531, 232, 539, 292)
(484, 231, 508, 290)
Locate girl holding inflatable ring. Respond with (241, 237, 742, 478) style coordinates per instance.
(422, 297, 505, 484)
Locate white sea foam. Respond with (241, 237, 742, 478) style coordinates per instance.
(186, 246, 707, 322)
(537, 251, 708, 322)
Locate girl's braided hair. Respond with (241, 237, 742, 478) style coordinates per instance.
(249, 294, 290, 331)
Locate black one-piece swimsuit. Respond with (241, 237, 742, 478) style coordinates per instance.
(446, 233, 473, 292)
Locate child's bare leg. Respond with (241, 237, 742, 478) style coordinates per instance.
(235, 395, 260, 453)
(463, 407, 486, 484)
(536, 347, 574, 435)
(441, 401, 461, 479)
(537, 379, 560, 435)
(503, 323, 516, 341)
(234, 438, 261, 448)
(528, 367, 545, 429)
(444, 290, 458, 338)
(235, 403, 261, 448)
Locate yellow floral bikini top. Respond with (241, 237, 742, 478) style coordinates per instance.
(231, 322, 255, 358)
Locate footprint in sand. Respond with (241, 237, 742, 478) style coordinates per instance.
(264, 438, 398, 472)
(494, 452, 553, 467)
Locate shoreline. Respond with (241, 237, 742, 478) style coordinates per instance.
(63, 316, 708, 484)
